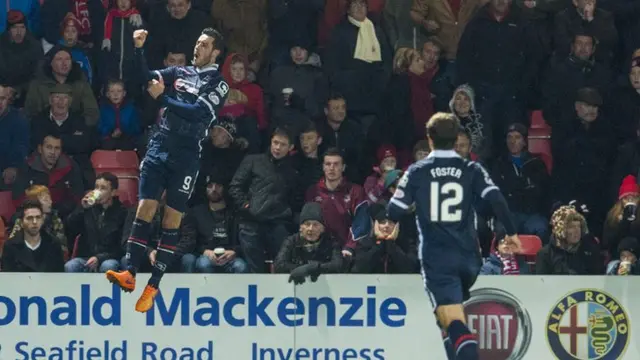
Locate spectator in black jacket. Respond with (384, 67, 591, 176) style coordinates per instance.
(609, 118, 640, 203)
(536, 204, 603, 274)
(275, 202, 343, 284)
(1, 200, 64, 272)
(64, 173, 127, 272)
(180, 177, 249, 273)
(229, 128, 302, 273)
(317, 94, 365, 183)
(30, 83, 96, 187)
(492, 123, 550, 242)
(607, 57, 640, 143)
(293, 121, 324, 194)
(551, 88, 616, 235)
(542, 33, 612, 124)
(606, 237, 640, 275)
(456, 0, 538, 134)
(553, 0, 617, 66)
(352, 202, 418, 274)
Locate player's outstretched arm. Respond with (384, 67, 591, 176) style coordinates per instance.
(132, 29, 176, 84)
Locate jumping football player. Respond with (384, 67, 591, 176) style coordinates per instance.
(106, 28, 229, 312)
(387, 113, 521, 360)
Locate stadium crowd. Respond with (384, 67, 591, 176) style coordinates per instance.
(1, 0, 640, 279)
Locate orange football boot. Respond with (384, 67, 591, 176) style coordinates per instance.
(135, 285, 159, 313)
(105, 270, 136, 293)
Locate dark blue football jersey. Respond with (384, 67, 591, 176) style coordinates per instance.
(151, 64, 228, 150)
(388, 149, 499, 253)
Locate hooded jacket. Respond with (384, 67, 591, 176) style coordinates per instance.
(24, 46, 99, 126)
(221, 53, 267, 130)
(450, 85, 491, 160)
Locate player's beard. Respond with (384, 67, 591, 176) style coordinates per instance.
(192, 52, 213, 68)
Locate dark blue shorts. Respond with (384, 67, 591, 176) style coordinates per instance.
(139, 139, 199, 213)
(420, 249, 482, 309)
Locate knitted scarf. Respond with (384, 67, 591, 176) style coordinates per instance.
(104, 8, 139, 40)
(347, 16, 381, 63)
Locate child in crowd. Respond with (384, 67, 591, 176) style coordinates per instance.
(59, 13, 92, 84)
(98, 79, 141, 150)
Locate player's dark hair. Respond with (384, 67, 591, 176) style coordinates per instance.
(97, 172, 119, 190)
(426, 112, 459, 150)
(323, 147, 345, 164)
(21, 199, 43, 217)
(271, 127, 293, 144)
(202, 28, 224, 50)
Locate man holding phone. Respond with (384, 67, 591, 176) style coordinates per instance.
(179, 176, 249, 273)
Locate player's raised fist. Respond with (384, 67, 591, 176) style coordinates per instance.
(133, 29, 148, 48)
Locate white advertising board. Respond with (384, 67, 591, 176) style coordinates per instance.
(0, 274, 638, 360)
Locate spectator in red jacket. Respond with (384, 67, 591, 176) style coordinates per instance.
(11, 133, 84, 219)
(305, 147, 370, 258)
(221, 52, 268, 131)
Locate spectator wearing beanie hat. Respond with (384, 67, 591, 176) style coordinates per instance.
(606, 237, 640, 275)
(352, 201, 419, 274)
(189, 116, 244, 207)
(59, 13, 93, 85)
(24, 45, 99, 126)
(603, 175, 640, 256)
(0, 10, 43, 103)
(275, 202, 343, 283)
(0, 1, 41, 36)
(179, 173, 250, 274)
(364, 145, 398, 204)
(491, 122, 550, 243)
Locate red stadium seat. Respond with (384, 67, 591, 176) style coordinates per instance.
(528, 128, 552, 173)
(91, 150, 139, 176)
(519, 235, 543, 256)
(117, 177, 139, 208)
(0, 191, 16, 225)
(490, 234, 543, 273)
(530, 110, 551, 130)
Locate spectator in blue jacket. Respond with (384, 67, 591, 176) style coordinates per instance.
(98, 79, 142, 150)
(0, 0, 41, 36)
(0, 85, 29, 190)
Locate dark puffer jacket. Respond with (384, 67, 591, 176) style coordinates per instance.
(229, 153, 302, 221)
(274, 233, 343, 273)
(65, 198, 128, 262)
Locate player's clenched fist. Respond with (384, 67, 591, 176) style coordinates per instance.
(147, 79, 165, 99)
(133, 29, 148, 48)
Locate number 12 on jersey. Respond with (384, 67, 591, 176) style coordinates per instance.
(430, 182, 463, 222)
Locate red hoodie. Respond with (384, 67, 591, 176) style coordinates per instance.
(221, 53, 268, 130)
